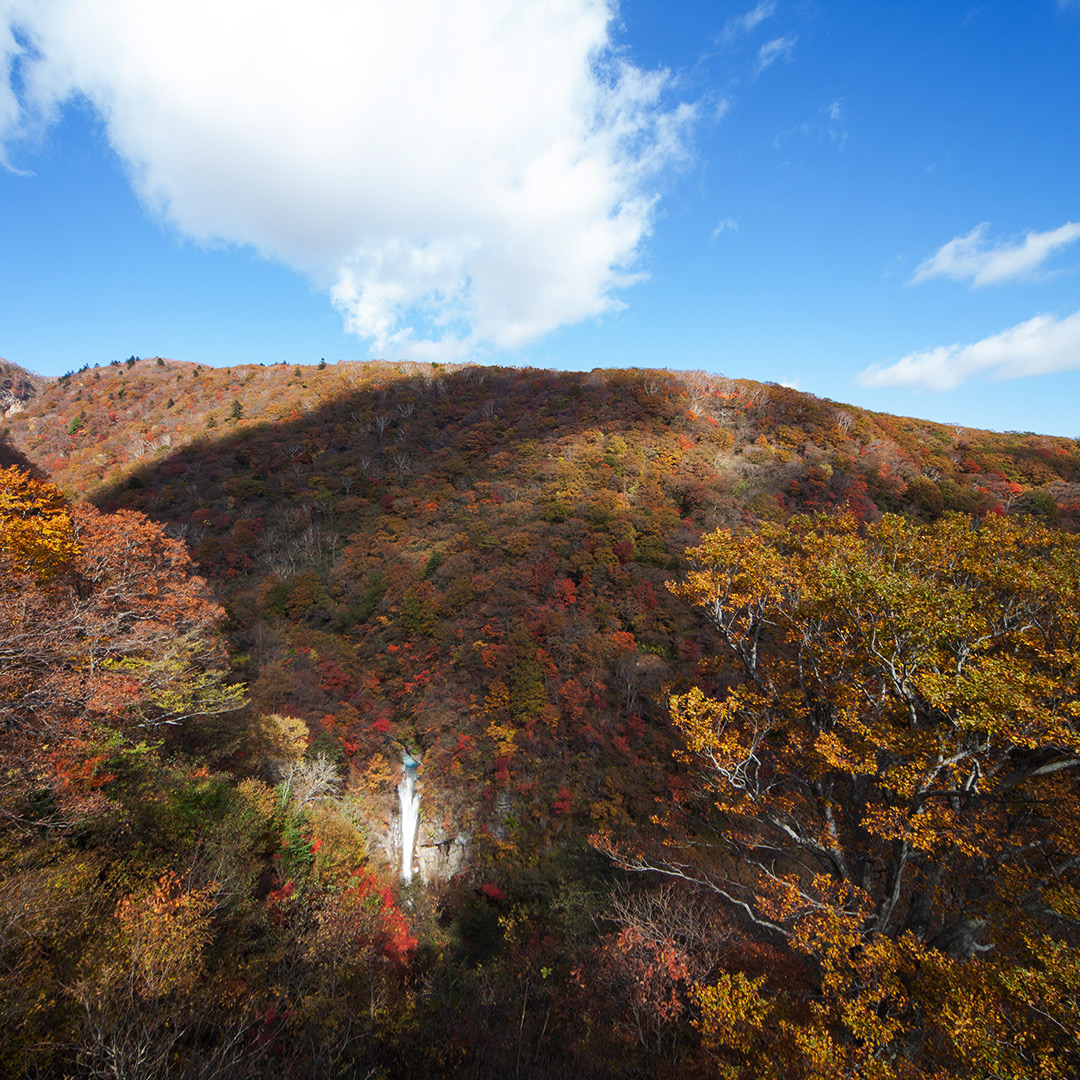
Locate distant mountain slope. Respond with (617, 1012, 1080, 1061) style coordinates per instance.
(0, 358, 50, 418)
(3, 357, 1078, 526)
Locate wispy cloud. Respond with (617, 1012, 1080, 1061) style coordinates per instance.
(0, 0, 689, 359)
(825, 99, 847, 147)
(910, 221, 1080, 287)
(710, 217, 738, 240)
(960, 6, 988, 29)
(771, 100, 845, 154)
(722, 1, 777, 42)
(755, 35, 797, 75)
(772, 120, 810, 150)
(858, 308, 1080, 391)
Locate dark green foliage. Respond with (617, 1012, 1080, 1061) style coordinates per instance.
(906, 474, 944, 517)
(351, 570, 386, 624)
(306, 731, 345, 765)
(1018, 486, 1059, 522)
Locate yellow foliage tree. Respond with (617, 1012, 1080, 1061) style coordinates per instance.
(250, 711, 310, 765)
(0, 466, 77, 582)
(605, 512, 1080, 1078)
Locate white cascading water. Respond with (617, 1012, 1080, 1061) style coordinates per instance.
(398, 761, 420, 882)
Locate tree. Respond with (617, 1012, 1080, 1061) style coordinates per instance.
(0, 469, 243, 827)
(601, 512, 1080, 1078)
(590, 881, 734, 1068)
(0, 465, 76, 580)
(69, 869, 262, 1080)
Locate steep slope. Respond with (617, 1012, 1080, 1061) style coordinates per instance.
(4, 358, 1079, 877)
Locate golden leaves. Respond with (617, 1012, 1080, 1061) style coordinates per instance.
(0, 466, 77, 582)
(656, 509, 1080, 1076)
(693, 970, 772, 1055)
(813, 722, 877, 776)
(481, 680, 517, 755)
(114, 872, 215, 998)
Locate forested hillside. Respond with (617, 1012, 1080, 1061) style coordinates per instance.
(6, 358, 1080, 527)
(2, 357, 1078, 1078)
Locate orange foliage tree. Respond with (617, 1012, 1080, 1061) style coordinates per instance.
(0, 467, 243, 827)
(603, 512, 1080, 1078)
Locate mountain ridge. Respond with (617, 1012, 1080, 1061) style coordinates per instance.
(3, 356, 1078, 508)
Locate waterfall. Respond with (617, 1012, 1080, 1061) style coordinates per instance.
(398, 757, 420, 882)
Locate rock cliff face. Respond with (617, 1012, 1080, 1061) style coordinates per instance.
(416, 818, 471, 883)
(0, 361, 48, 416)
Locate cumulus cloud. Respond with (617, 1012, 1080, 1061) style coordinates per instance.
(857, 308, 1080, 391)
(0, 0, 689, 357)
(755, 36, 797, 75)
(0, 21, 19, 151)
(910, 221, 1080, 287)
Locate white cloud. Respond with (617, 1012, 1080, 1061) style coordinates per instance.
(723, 2, 777, 42)
(824, 99, 847, 148)
(771, 120, 810, 151)
(755, 36, 796, 75)
(910, 221, 1080, 287)
(710, 217, 738, 240)
(771, 100, 846, 153)
(857, 308, 1080, 391)
(0, 0, 689, 357)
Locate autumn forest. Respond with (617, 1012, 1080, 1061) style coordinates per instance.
(2, 355, 1079, 1078)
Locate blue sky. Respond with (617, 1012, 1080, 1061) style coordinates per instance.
(1, 1, 1079, 436)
